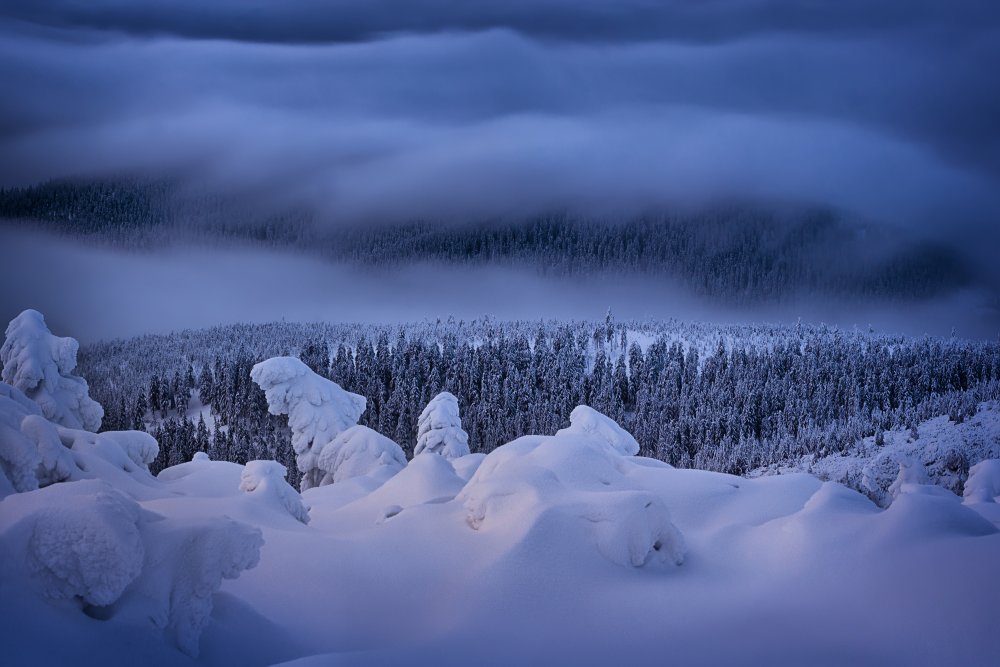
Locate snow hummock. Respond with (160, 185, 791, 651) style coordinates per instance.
(250, 356, 366, 490)
(1, 309, 103, 431)
(459, 411, 686, 568)
(240, 460, 310, 524)
(556, 405, 641, 456)
(316, 425, 406, 486)
(415, 391, 470, 460)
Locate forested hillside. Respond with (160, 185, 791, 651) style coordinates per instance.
(76, 317, 1000, 491)
(0, 178, 972, 302)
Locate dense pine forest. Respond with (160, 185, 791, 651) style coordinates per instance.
(0, 177, 972, 302)
(76, 317, 1000, 491)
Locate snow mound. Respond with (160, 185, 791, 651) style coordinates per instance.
(965, 459, 1000, 504)
(250, 356, 366, 490)
(556, 405, 640, 456)
(317, 425, 406, 485)
(451, 452, 486, 482)
(240, 460, 311, 524)
(358, 449, 467, 512)
(459, 412, 685, 568)
(415, 391, 470, 460)
(1, 309, 103, 431)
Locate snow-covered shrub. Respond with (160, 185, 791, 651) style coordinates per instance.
(1, 309, 103, 431)
(964, 459, 1000, 504)
(20, 481, 146, 607)
(316, 425, 406, 485)
(888, 456, 931, 501)
(459, 410, 685, 568)
(250, 356, 366, 490)
(119, 514, 263, 657)
(861, 451, 903, 507)
(240, 460, 311, 524)
(556, 405, 640, 456)
(415, 391, 470, 460)
(0, 382, 43, 494)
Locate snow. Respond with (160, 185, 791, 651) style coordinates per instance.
(965, 459, 1000, 504)
(240, 461, 311, 525)
(0, 309, 103, 431)
(754, 402, 1000, 507)
(3, 316, 1000, 665)
(555, 404, 641, 456)
(250, 356, 366, 490)
(415, 391, 470, 460)
(315, 425, 406, 485)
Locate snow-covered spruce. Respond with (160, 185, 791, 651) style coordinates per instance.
(1, 309, 103, 432)
(250, 356, 366, 490)
(415, 391, 470, 460)
(316, 425, 406, 485)
(240, 460, 310, 524)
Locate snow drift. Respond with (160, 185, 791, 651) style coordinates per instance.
(459, 407, 685, 568)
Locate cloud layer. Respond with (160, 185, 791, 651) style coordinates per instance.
(1, 2, 999, 235)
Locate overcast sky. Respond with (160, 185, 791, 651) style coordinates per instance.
(1, 1, 998, 232)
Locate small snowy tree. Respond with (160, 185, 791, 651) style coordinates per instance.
(250, 356, 366, 490)
(415, 392, 470, 460)
(1, 309, 103, 431)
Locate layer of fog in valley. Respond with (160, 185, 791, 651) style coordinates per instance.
(1, 227, 996, 343)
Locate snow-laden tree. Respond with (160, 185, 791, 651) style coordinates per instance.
(1, 309, 103, 431)
(316, 425, 406, 485)
(250, 356, 366, 490)
(415, 391, 470, 460)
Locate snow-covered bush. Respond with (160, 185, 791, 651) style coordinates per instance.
(21, 480, 146, 607)
(1, 309, 103, 431)
(888, 456, 931, 501)
(459, 409, 685, 568)
(415, 391, 470, 460)
(250, 356, 366, 490)
(556, 405, 640, 456)
(0, 382, 43, 494)
(316, 425, 406, 485)
(240, 460, 311, 524)
(964, 459, 1000, 504)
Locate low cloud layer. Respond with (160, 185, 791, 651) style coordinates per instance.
(1, 2, 998, 237)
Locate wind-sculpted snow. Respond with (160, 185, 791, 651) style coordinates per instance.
(250, 356, 366, 490)
(556, 405, 641, 456)
(316, 425, 406, 486)
(1, 309, 103, 432)
(459, 409, 686, 568)
(240, 460, 310, 524)
(415, 391, 470, 460)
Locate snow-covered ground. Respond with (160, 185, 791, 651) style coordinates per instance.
(2, 310, 1000, 666)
